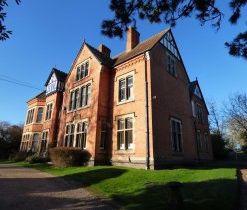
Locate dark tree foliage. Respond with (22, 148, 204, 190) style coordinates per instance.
(211, 133, 228, 159)
(102, 0, 247, 59)
(0, 121, 23, 159)
(0, 0, 20, 41)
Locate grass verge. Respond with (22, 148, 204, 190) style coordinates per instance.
(4, 161, 237, 210)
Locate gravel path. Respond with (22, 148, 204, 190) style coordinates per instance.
(0, 164, 120, 210)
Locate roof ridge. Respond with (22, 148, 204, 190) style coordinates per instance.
(113, 28, 169, 59)
(27, 90, 46, 103)
(113, 28, 169, 66)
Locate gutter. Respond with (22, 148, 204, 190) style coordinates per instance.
(144, 51, 151, 170)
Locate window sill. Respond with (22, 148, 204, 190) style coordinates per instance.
(67, 105, 90, 113)
(73, 75, 90, 85)
(114, 149, 135, 155)
(117, 99, 135, 106)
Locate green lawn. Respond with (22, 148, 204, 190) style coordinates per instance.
(12, 162, 237, 210)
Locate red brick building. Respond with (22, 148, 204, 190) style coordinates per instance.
(20, 28, 213, 169)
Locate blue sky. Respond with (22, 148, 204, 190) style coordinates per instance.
(0, 0, 246, 125)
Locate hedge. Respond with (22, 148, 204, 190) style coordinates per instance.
(49, 147, 91, 167)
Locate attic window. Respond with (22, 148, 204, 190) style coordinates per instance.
(76, 61, 89, 81)
(194, 86, 202, 98)
(160, 32, 181, 60)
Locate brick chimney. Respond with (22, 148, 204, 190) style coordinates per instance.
(126, 27, 140, 52)
(98, 44, 111, 57)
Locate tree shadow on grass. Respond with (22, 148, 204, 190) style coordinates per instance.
(61, 167, 127, 187)
(110, 178, 238, 210)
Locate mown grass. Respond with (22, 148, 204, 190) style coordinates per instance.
(6, 162, 237, 210)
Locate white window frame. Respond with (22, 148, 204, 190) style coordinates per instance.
(64, 123, 75, 147)
(68, 80, 92, 112)
(116, 113, 134, 150)
(25, 108, 35, 125)
(45, 102, 53, 121)
(46, 73, 58, 95)
(74, 119, 88, 149)
(40, 130, 49, 153)
(170, 118, 183, 153)
(21, 132, 31, 151)
(63, 119, 89, 149)
(117, 71, 134, 105)
(36, 106, 44, 123)
(75, 59, 90, 81)
(31, 132, 40, 153)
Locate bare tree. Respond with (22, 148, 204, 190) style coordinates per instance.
(208, 101, 226, 136)
(226, 93, 247, 145)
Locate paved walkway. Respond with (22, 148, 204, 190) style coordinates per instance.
(240, 169, 247, 210)
(0, 164, 119, 210)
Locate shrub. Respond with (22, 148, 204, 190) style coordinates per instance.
(25, 153, 49, 164)
(49, 147, 91, 167)
(9, 151, 28, 162)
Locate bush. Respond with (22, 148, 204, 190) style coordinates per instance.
(25, 153, 49, 164)
(49, 147, 91, 167)
(9, 151, 28, 162)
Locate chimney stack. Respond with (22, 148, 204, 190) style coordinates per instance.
(126, 27, 140, 52)
(98, 44, 111, 57)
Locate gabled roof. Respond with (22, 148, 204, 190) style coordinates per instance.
(113, 28, 170, 66)
(27, 91, 46, 103)
(45, 68, 67, 86)
(189, 80, 209, 114)
(65, 42, 114, 82)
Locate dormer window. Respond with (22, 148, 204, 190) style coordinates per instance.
(46, 73, 57, 95)
(76, 61, 89, 81)
(194, 86, 202, 99)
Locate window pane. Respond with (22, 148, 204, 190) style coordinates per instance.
(69, 91, 74, 111)
(81, 64, 85, 78)
(82, 133, 87, 148)
(117, 131, 124, 149)
(119, 79, 126, 101)
(36, 107, 43, 123)
(80, 86, 86, 107)
(171, 119, 182, 152)
(126, 76, 133, 100)
(86, 84, 91, 105)
(85, 61, 89, 76)
(71, 124, 75, 133)
(76, 134, 81, 147)
(118, 119, 124, 130)
(76, 66, 81, 81)
(126, 130, 133, 149)
(74, 89, 79, 109)
(125, 118, 133, 129)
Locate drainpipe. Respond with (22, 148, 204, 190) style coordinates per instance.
(144, 51, 150, 170)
